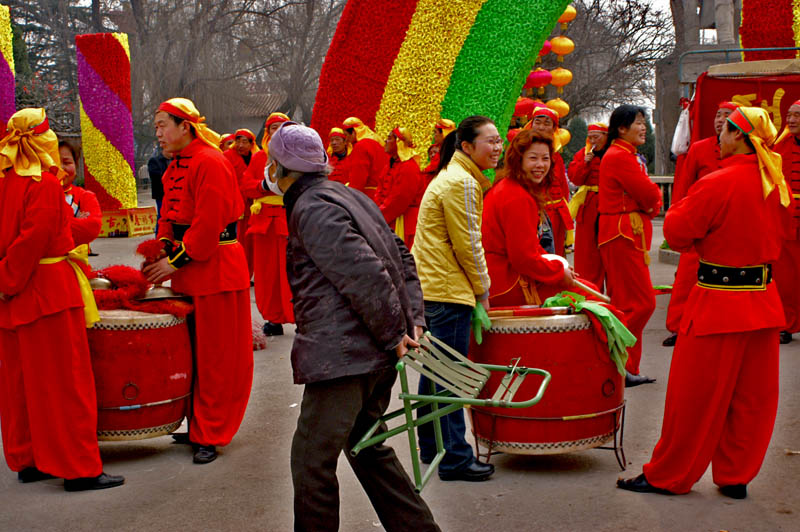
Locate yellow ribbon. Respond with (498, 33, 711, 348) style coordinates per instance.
(394, 214, 405, 243)
(250, 195, 284, 214)
(567, 185, 599, 219)
(629, 212, 650, 266)
(39, 244, 99, 328)
(0, 108, 62, 180)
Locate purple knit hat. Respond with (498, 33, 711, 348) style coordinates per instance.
(269, 122, 329, 173)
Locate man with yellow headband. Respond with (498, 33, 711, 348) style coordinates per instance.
(327, 127, 350, 185)
(240, 112, 294, 336)
(0, 108, 124, 491)
(375, 127, 425, 249)
(618, 106, 792, 499)
(144, 98, 253, 465)
(568, 122, 608, 288)
(423, 118, 456, 186)
(224, 128, 260, 280)
(771, 99, 800, 344)
(663, 101, 740, 347)
(342, 116, 389, 202)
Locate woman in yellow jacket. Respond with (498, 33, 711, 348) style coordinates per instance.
(411, 115, 502, 482)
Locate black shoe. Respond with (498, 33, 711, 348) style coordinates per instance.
(64, 472, 125, 492)
(780, 331, 792, 344)
(439, 460, 494, 482)
(616, 473, 672, 495)
(171, 432, 192, 444)
(625, 372, 656, 388)
(262, 322, 283, 336)
(719, 484, 747, 499)
(193, 445, 217, 464)
(18, 467, 55, 483)
(662, 333, 678, 347)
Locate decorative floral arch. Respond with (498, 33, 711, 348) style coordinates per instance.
(311, 0, 572, 163)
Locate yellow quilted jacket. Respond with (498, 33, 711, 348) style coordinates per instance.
(412, 151, 492, 307)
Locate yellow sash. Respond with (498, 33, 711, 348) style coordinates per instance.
(629, 212, 650, 266)
(394, 214, 405, 243)
(39, 244, 99, 327)
(250, 195, 284, 215)
(567, 185, 599, 219)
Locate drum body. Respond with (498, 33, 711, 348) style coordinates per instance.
(469, 312, 624, 454)
(87, 310, 192, 441)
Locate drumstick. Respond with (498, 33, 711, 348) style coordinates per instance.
(574, 279, 611, 303)
(487, 306, 572, 318)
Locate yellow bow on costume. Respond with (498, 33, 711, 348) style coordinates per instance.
(250, 195, 284, 214)
(567, 185, 599, 219)
(39, 244, 99, 328)
(727, 106, 790, 207)
(0, 108, 62, 180)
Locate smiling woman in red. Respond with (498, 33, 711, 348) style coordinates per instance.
(482, 130, 576, 307)
(598, 105, 662, 387)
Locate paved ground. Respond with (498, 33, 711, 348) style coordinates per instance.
(1, 210, 798, 531)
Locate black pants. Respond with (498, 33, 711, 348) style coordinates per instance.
(291, 367, 441, 532)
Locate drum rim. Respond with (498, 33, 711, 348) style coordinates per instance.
(487, 312, 590, 332)
(95, 309, 184, 327)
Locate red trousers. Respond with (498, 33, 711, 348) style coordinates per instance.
(0, 309, 103, 479)
(237, 217, 255, 279)
(665, 250, 699, 333)
(642, 327, 779, 493)
(599, 237, 655, 375)
(189, 290, 254, 446)
(573, 213, 605, 290)
(773, 239, 800, 333)
(253, 232, 295, 324)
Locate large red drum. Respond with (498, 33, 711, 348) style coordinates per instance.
(469, 312, 624, 455)
(87, 310, 192, 441)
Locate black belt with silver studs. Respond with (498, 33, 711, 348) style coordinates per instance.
(696, 260, 772, 291)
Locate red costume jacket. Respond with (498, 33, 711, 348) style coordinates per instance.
(598, 139, 662, 253)
(664, 154, 791, 335)
(374, 158, 424, 245)
(347, 138, 388, 201)
(64, 185, 102, 246)
(671, 136, 721, 203)
(223, 149, 254, 210)
(774, 135, 800, 239)
(240, 150, 287, 237)
(0, 170, 83, 329)
(544, 152, 573, 231)
(568, 147, 602, 223)
(482, 177, 566, 306)
(157, 139, 249, 296)
(328, 151, 349, 185)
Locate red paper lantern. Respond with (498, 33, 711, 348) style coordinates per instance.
(524, 68, 553, 95)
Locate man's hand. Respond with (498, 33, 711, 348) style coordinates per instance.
(584, 151, 595, 163)
(563, 267, 576, 287)
(413, 325, 424, 341)
(76, 211, 90, 219)
(0, 292, 6, 302)
(143, 257, 175, 284)
(394, 334, 420, 359)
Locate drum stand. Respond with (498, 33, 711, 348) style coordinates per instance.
(349, 334, 552, 492)
(470, 401, 627, 470)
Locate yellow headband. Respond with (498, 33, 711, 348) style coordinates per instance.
(342, 117, 383, 144)
(158, 98, 221, 151)
(392, 127, 419, 163)
(728, 106, 790, 207)
(0, 108, 61, 181)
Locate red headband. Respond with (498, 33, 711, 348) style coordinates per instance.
(532, 107, 559, 129)
(588, 124, 608, 133)
(392, 127, 413, 146)
(792, 100, 800, 108)
(158, 102, 197, 124)
(718, 101, 740, 111)
(727, 108, 754, 135)
(329, 130, 346, 139)
(265, 114, 290, 129)
(234, 129, 255, 141)
(221, 134, 235, 143)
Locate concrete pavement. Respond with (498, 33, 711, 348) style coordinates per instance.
(1, 217, 798, 532)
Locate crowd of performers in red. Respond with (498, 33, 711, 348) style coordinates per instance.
(0, 92, 795, 505)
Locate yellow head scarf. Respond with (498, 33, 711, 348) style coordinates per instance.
(234, 128, 260, 154)
(157, 98, 221, 151)
(435, 118, 456, 141)
(262, 112, 290, 152)
(392, 127, 419, 163)
(0, 108, 61, 181)
(728, 106, 790, 207)
(327, 127, 352, 157)
(342, 117, 383, 144)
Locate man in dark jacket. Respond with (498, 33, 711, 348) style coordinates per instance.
(146, 147, 172, 232)
(262, 122, 440, 532)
